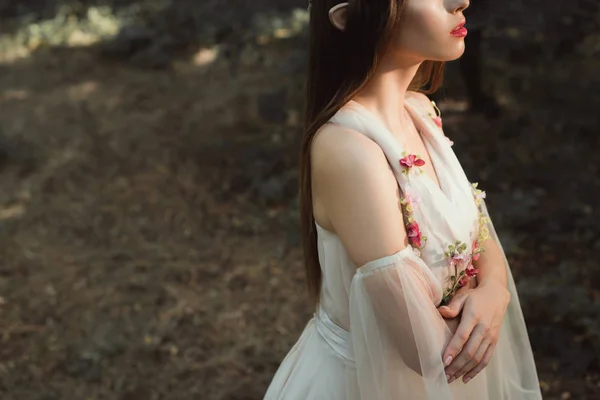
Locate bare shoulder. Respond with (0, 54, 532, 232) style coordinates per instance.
(311, 122, 407, 267)
(311, 122, 387, 174)
(311, 123, 397, 210)
(407, 90, 436, 114)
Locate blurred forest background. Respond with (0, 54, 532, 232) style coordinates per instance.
(0, 0, 599, 399)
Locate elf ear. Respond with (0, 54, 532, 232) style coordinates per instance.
(329, 2, 349, 31)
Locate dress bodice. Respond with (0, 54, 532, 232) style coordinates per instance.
(317, 92, 483, 322)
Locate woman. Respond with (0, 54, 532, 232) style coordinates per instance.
(265, 0, 542, 399)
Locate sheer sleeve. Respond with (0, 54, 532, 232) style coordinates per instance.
(475, 199, 542, 398)
(348, 245, 455, 399)
(347, 204, 543, 400)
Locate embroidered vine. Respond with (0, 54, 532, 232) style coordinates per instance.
(472, 182, 491, 243)
(440, 182, 491, 306)
(429, 100, 443, 128)
(429, 100, 454, 147)
(399, 193, 427, 254)
(441, 241, 478, 305)
(397, 145, 492, 306)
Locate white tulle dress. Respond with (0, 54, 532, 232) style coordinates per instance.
(264, 92, 542, 399)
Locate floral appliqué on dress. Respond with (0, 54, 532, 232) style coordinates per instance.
(400, 182, 489, 305)
(398, 147, 491, 304)
(440, 182, 492, 305)
(429, 100, 454, 147)
(400, 193, 427, 253)
(399, 100, 492, 305)
(399, 152, 426, 181)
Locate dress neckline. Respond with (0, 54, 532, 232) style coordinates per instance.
(344, 98, 452, 203)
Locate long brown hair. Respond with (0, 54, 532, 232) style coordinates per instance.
(299, 0, 445, 305)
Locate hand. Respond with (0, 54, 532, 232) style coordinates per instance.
(442, 278, 477, 334)
(438, 280, 510, 384)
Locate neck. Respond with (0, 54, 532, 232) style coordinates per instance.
(353, 54, 422, 134)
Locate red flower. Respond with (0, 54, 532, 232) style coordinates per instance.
(466, 266, 479, 277)
(406, 221, 422, 248)
(432, 116, 443, 128)
(399, 154, 426, 169)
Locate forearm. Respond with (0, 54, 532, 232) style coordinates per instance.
(350, 253, 455, 398)
(473, 237, 507, 289)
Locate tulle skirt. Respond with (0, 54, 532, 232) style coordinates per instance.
(264, 305, 541, 400)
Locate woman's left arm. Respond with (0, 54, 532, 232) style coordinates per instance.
(438, 236, 511, 384)
(474, 234, 508, 289)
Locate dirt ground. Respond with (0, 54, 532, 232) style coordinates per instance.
(0, 2, 600, 400)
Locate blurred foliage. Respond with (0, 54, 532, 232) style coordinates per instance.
(0, 0, 309, 66)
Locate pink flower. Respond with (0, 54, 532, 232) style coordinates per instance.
(403, 193, 421, 209)
(445, 136, 454, 147)
(450, 253, 466, 267)
(432, 116, 443, 128)
(406, 221, 422, 248)
(399, 154, 426, 169)
(472, 241, 481, 261)
(475, 190, 487, 202)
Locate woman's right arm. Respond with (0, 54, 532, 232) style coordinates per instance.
(312, 124, 408, 264)
(312, 125, 455, 399)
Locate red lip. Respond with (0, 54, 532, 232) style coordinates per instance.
(450, 19, 467, 37)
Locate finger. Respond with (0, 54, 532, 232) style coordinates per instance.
(438, 292, 468, 319)
(439, 290, 468, 318)
(456, 282, 472, 294)
(463, 343, 495, 384)
(446, 325, 485, 380)
(454, 337, 490, 381)
(442, 313, 477, 369)
(445, 324, 486, 381)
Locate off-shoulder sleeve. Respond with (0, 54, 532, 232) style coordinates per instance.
(475, 199, 543, 398)
(348, 213, 543, 399)
(348, 246, 455, 399)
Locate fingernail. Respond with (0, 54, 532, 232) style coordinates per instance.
(448, 376, 456, 384)
(444, 356, 452, 366)
(464, 376, 471, 384)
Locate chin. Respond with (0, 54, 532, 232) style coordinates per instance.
(447, 49, 465, 61)
(450, 41, 467, 59)
(431, 44, 465, 62)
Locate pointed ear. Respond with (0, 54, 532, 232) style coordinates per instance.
(329, 2, 349, 31)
